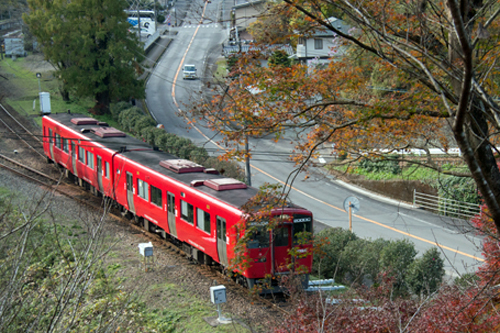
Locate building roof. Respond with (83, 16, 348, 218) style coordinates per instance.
(299, 17, 351, 38)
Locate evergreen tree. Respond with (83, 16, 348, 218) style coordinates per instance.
(24, 0, 145, 112)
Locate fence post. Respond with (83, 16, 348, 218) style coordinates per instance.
(413, 189, 416, 207)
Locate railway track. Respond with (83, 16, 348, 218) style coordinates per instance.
(0, 102, 292, 317)
(0, 102, 46, 159)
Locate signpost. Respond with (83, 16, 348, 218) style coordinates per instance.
(343, 196, 360, 232)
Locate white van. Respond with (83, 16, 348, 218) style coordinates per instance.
(183, 64, 197, 80)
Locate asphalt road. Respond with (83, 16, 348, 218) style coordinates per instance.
(146, 0, 484, 278)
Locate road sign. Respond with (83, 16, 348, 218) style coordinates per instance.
(343, 196, 360, 232)
(343, 196, 360, 214)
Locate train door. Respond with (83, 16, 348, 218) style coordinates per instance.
(167, 192, 177, 237)
(216, 216, 228, 266)
(48, 128, 54, 159)
(126, 172, 135, 213)
(71, 141, 78, 177)
(272, 225, 292, 273)
(96, 155, 103, 192)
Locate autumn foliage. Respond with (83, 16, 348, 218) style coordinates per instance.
(273, 208, 500, 332)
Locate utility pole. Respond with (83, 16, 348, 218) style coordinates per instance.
(245, 136, 251, 186)
(137, 7, 141, 43)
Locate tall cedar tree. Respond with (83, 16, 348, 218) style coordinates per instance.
(24, 0, 145, 113)
(191, 1, 500, 235)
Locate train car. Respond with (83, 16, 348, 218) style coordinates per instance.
(42, 112, 313, 291)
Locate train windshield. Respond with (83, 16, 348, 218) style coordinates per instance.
(247, 226, 270, 249)
(293, 215, 313, 244)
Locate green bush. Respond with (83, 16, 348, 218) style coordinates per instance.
(134, 116, 156, 136)
(118, 107, 143, 132)
(358, 157, 401, 175)
(203, 157, 245, 181)
(341, 238, 389, 286)
(380, 239, 417, 291)
(312, 228, 358, 280)
(405, 247, 445, 296)
(437, 176, 481, 217)
(454, 272, 480, 290)
(110, 101, 131, 120)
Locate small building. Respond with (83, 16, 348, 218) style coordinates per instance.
(295, 17, 351, 66)
(3, 30, 26, 57)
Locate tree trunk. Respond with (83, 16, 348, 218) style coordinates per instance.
(93, 90, 110, 115)
(59, 87, 69, 102)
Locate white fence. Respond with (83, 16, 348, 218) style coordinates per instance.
(413, 190, 481, 220)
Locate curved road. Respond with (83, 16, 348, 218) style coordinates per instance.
(146, 0, 484, 277)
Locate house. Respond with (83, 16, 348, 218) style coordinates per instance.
(296, 17, 351, 66)
(3, 30, 26, 57)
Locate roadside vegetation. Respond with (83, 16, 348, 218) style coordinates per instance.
(313, 228, 445, 297)
(330, 157, 481, 207)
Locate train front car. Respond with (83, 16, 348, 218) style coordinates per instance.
(240, 207, 313, 293)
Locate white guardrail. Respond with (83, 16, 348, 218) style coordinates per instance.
(413, 190, 481, 220)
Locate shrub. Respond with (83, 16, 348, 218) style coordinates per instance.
(436, 176, 481, 216)
(203, 157, 245, 181)
(312, 227, 357, 280)
(405, 247, 445, 296)
(342, 238, 389, 286)
(110, 102, 132, 120)
(134, 116, 156, 136)
(358, 157, 401, 175)
(380, 239, 417, 292)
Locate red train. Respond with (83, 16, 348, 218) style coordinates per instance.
(42, 112, 313, 291)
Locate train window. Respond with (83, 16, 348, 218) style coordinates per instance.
(293, 216, 313, 244)
(196, 208, 211, 234)
(48, 129, 53, 144)
(78, 146, 85, 163)
(137, 179, 149, 201)
(55, 134, 61, 149)
(151, 185, 162, 207)
(181, 200, 194, 224)
(247, 226, 269, 249)
(86, 151, 94, 169)
(274, 227, 289, 247)
(71, 141, 75, 155)
(105, 161, 110, 178)
(62, 138, 69, 153)
(167, 192, 175, 213)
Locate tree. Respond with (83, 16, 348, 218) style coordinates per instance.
(380, 239, 417, 292)
(406, 247, 445, 296)
(247, 1, 293, 45)
(24, 0, 145, 112)
(268, 50, 292, 68)
(312, 227, 357, 280)
(190, 0, 500, 236)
